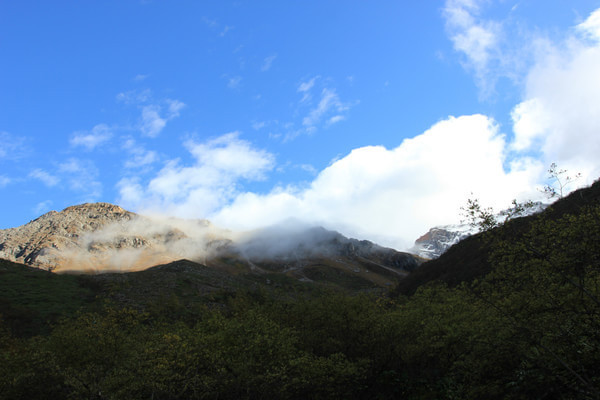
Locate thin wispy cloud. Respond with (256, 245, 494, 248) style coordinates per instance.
(122, 137, 159, 169)
(252, 121, 267, 130)
(220, 25, 233, 37)
(58, 158, 102, 200)
(302, 88, 348, 128)
(115, 90, 185, 137)
(297, 76, 319, 102)
(443, 0, 503, 97)
(33, 200, 53, 215)
(0, 175, 10, 188)
(0, 131, 29, 160)
(261, 54, 277, 71)
(139, 100, 185, 138)
(140, 105, 166, 137)
(29, 169, 59, 187)
(70, 124, 113, 150)
(133, 74, 150, 82)
(227, 76, 242, 89)
(116, 89, 152, 104)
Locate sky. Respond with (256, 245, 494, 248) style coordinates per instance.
(2, 0, 600, 250)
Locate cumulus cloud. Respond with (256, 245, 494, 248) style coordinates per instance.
(210, 114, 540, 250)
(510, 6, 600, 181)
(577, 8, 600, 41)
(117, 132, 275, 218)
(70, 124, 113, 150)
(118, 6, 600, 253)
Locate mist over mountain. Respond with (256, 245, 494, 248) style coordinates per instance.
(0, 203, 422, 287)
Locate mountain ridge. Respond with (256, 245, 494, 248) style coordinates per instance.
(0, 202, 423, 288)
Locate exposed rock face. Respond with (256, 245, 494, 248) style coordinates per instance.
(411, 225, 474, 259)
(411, 202, 547, 259)
(0, 203, 221, 272)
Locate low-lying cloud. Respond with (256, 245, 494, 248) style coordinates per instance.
(115, 6, 600, 251)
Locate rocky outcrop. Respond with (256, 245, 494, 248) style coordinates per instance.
(411, 225, 474, 259)
(411, 202, 548, 259)
(0, 203, 221, 272)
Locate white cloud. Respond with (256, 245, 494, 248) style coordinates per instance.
(577, 8, 600, 42)
(297, 76, 318, 102)
(115, 91, 184, 138)
(443, 0, 503, 96)
(261, 54, 277, 71)
(118, 132, 275, 218)
(70, 124, 113, 150)
(327, 115, 345, 125)
(140, 105, 167, 138)
(252, 121, 266, 130)
(302, 88, 348, 128)
(116, 89, 152, 104)
(167, 99, 185, 118)
(208, 115, 540, 250)
(122, 137, 159, 169)
(29, 168, 59, 187)
(510, 6, 600, 181)
(118, 6, 600, 253)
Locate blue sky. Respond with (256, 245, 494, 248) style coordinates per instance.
(2, 1, 600, 249)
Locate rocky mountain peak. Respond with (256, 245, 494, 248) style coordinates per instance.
(0, 203, 205, 272)
(1, 203, 423, 285)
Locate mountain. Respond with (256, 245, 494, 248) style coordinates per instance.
(396, 179, 600, 296)
(0, 203, 224, 272)
(0, 203, 422, 289)
(411, 224, 476, 259)
(411, 201, 547, 259)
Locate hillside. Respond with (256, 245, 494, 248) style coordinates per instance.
(2, 184, 599, 398)
(396, 179, 600, 296)
(0, 203, 422, 288)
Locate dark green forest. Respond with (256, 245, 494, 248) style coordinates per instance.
(1, 181, 600, 399)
